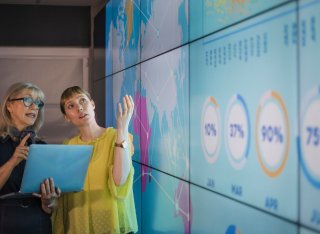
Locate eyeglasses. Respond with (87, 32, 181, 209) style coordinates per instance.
(9, 97, 44, 109)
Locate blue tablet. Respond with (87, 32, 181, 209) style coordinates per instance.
(0, 144, 93, 199)
(19, 144, 93, 194)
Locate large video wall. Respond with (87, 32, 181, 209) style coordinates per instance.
(94, 0, 320, 233)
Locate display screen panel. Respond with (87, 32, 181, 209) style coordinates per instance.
(299, 0, 320, 231)
(140, 46, 189, 179)
(190, 2, 298, 220)
(92, 0, 320, 233)
(140, 0, 188, 61)
(189, 0, 288, 41)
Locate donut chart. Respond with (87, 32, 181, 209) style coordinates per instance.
(255, 91, 290, 177)
(301, 86, 320, 188)
(201, 96, 221, 164)
(225, 94, 250, 170)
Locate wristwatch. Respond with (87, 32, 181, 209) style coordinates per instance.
(114, 140, 128, 149)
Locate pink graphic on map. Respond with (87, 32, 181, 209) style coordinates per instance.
(133, 92, 151, 192)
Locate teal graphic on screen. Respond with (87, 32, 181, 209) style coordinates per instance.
(189, 0, 288, 41)
(111, 0, 140, 73)
(142, 168, 190, 233)
(139, 46, 189, 179)
(140, 0, 188, 61)
(191, 184, 297, 234)
(190, 2, 298, 220)
(299, 0, 320, 231)
(301, 227, 320, 234)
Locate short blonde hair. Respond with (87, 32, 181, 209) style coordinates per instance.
(0, 82, 45, 137)
(60, 86, 91, 115)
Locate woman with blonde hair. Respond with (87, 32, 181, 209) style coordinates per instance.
(0, 82, 60, 234)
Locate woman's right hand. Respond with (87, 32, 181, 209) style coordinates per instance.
(10, 134, 30, 167)
(116, 95, 134, 139)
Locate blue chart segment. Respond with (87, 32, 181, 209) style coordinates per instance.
(300, 86, 320, 188)
(190, 2, 298, 220)
(299, 0, 320, 231)
(225, 225, 242, 234)
(225, 94, 250, 170)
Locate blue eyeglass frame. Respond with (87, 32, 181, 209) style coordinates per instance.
(9, 97, 44, 109)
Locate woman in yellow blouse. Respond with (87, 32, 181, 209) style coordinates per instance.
(52, 86, 137, 234)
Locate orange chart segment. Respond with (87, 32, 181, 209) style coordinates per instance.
(255, 91, 290, 177)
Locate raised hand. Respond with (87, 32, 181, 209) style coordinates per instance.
(10, 134, 30, 167)
(116, 95, 134, 139)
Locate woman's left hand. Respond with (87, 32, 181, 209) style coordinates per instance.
(116, 95, 134, 138)
(33, 177, 61, 214)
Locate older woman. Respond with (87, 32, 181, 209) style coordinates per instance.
(0, 82, 60, 234)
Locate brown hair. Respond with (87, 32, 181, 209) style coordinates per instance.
(60, 86, 91, 115)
